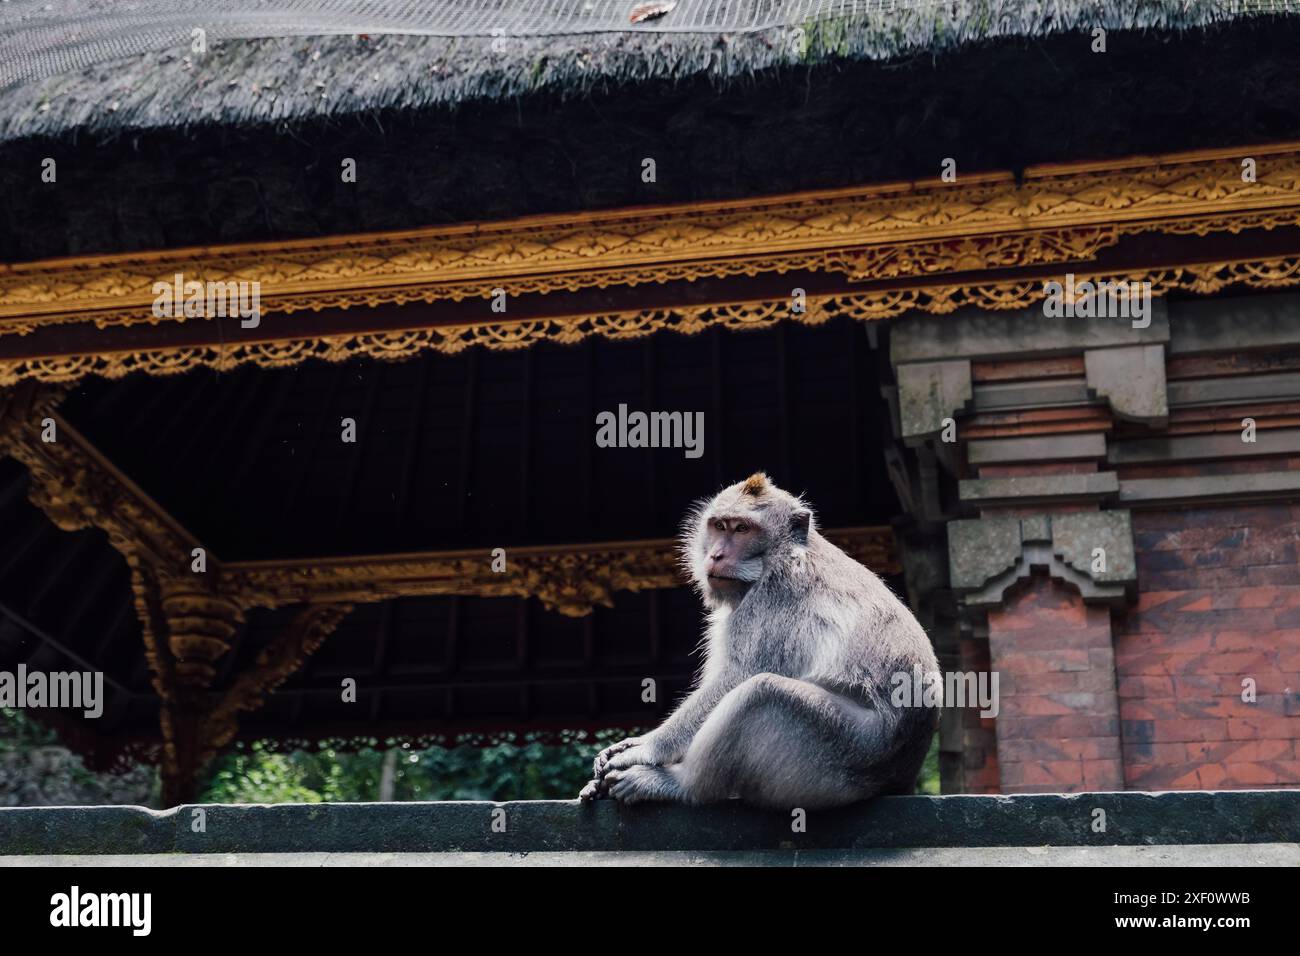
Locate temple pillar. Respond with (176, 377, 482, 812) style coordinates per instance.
(886, 303, 1155, 792)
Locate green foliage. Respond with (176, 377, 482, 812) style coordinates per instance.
(202, 746, 327, 804)
(198, 730, 625, 804)
(0, 707, 58, 750)
(918, 729, 941, 795)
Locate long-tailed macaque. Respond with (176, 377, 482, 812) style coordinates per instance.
(579, 472, 938, 809)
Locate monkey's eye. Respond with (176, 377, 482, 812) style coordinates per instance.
(734, 522, 749, 534)
(713, 520, 726, 532)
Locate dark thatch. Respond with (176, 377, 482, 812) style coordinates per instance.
(0, 0, 1296, 143)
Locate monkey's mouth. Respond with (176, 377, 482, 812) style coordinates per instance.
(707, 574, 748, 583)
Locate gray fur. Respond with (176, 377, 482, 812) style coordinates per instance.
(579, 473, 939, 810)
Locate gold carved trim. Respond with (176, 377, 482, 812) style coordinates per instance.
(6, 252, 1300, 386)
(821, 226, 1121, 281)
(220, 526, 899, 618)
(5, 142, 1300, 336)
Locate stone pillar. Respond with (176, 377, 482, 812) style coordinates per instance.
(887, 304, 1158, 793)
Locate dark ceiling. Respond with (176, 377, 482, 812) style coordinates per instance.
(60, 314, 898, 560)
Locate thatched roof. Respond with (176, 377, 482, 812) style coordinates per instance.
(0, 0, 1295, 142)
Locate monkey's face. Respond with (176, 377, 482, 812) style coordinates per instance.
(700, 512, 769, 604)
(684, 472, 814, 608)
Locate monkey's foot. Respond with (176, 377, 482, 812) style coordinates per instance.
(606, 743, 656, 773)
(591, 736, 643, 779)
(577, 776, 608, 801)
(605, 765, 682, 805)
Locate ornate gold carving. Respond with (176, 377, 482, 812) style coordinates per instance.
(221, 545, 679, 618)
(7, 252, 1300, 386)
(221, 527, 899, 618)
(145, 572, 351, 803)
(1, 411, 200, 564)
(128, 562, 181, 704)
(158, 583, 245, 687)
(822, 227, 1121, 280)
(0, 410, 360, 800)
(519, 551, 675, 617)
(0, 381, 52, 445)
(5, 142, 1300, 337)
(0, 410, 236, 709)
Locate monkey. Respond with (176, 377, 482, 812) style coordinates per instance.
(578, 472, 938, 810)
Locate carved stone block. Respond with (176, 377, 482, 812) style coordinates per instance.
(948, 511, 1136, 608)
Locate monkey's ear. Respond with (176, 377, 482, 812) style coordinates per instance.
(790, 509, 811, 543)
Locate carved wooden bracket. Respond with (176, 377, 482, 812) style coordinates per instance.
(0, 402, 357, 801)
(202, 603, 354, 761)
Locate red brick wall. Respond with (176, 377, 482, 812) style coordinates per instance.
(1116, 505, 1300, 789)
(986, 573, 1125, 793)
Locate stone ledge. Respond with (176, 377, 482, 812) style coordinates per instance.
(5, 844, 1299, 867)
(958, 472, 1119, 505)
(1119, 470, 1300, 506)
(0, 791, 1295, 855)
